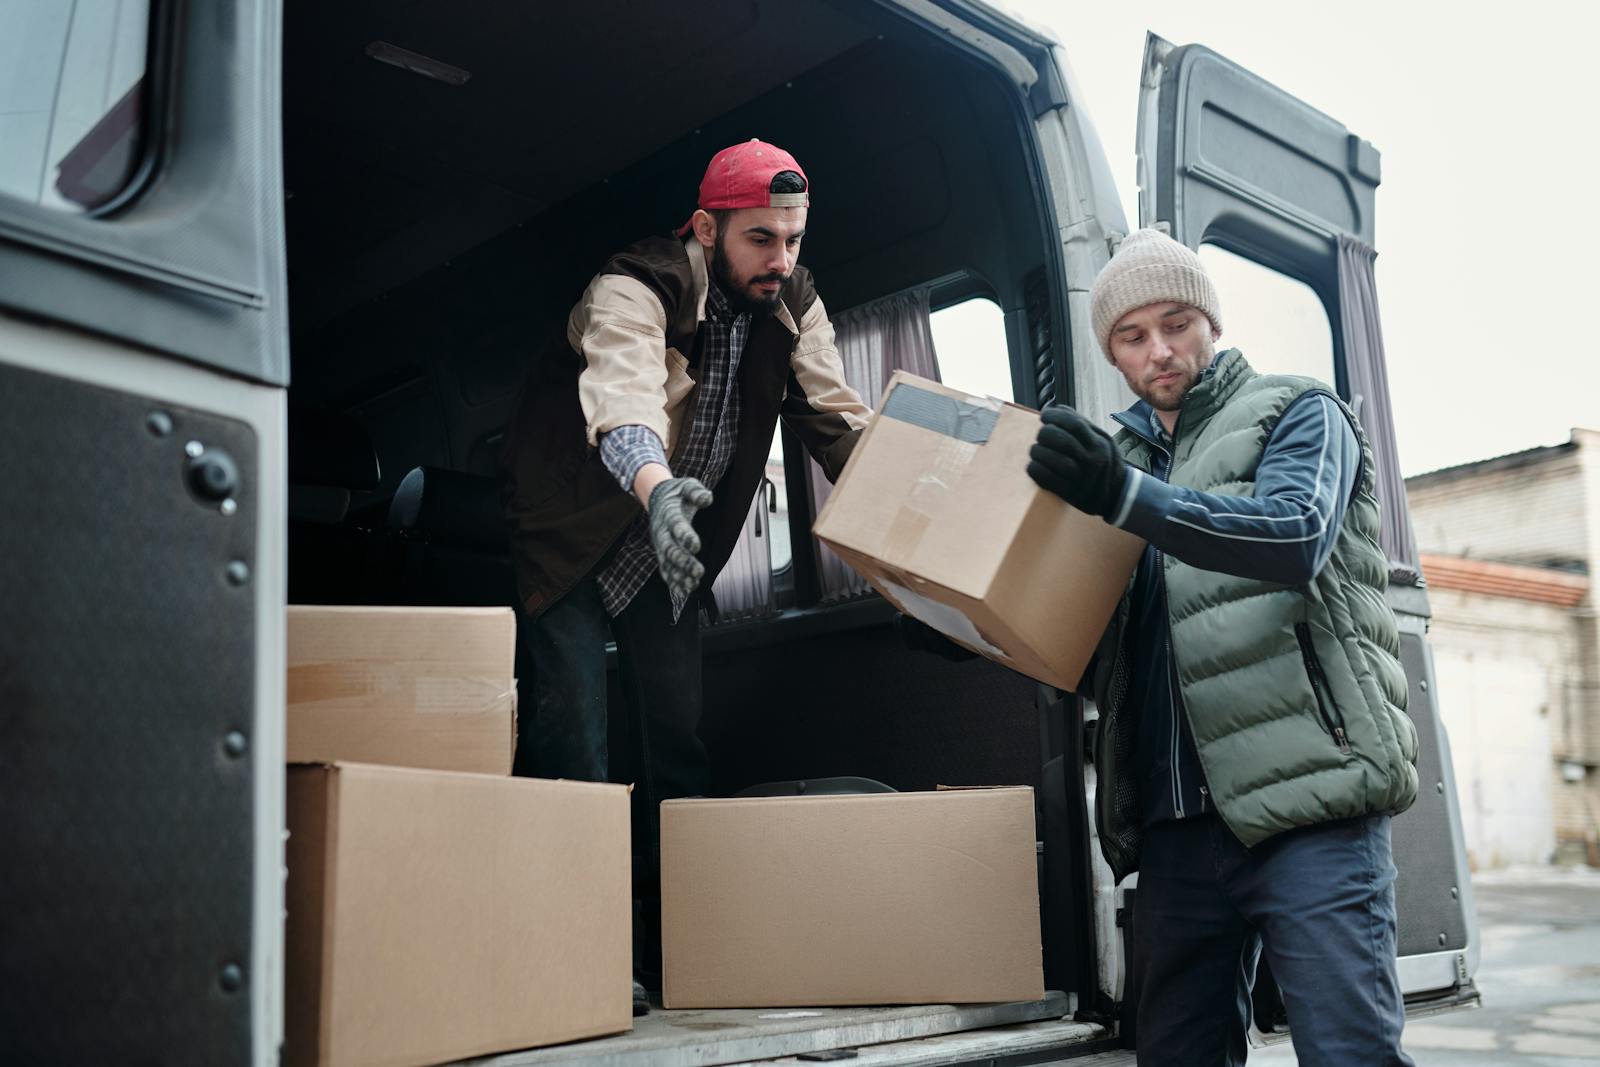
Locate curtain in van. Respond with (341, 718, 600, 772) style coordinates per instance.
(1337, 234, 1421, 584)
(809, 287, 942, 601)
(708, 484, 776, 622)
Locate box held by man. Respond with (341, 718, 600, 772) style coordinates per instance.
(814, 373, 1143, 690)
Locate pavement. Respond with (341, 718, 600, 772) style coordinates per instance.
(1251, 866, 1600, 1065)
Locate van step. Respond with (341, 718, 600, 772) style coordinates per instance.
(462, 992, 1078, 1067)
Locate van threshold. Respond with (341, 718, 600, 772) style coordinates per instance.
(457, 992, 1114, 1067)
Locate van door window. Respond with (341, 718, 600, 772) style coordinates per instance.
(0, 1, 152, 213)
(767, 428, 791, 574)
(1198, 244, 1335, 385)
(930, 296, 1012, 401)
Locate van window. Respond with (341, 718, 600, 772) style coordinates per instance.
(1198, 244, 1336, 386)
(930, 297, 1012, 401)
(0, 1, 152, 213)
(767, 428, 791, 573)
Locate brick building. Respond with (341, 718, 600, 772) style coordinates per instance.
(1406, 429, 1600, 866)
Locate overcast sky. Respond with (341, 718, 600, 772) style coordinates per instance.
(994, 0, 1599, 476)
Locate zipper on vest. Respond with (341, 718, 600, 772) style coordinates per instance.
(1166, 612, 1184, 820)
(1155, 441, 1187, 820)
(1295, 623, 1351, 754)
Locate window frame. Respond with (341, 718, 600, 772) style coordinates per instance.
(0, 0, 173, 220)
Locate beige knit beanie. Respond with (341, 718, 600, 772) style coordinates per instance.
(1090, 228, 1221, 357)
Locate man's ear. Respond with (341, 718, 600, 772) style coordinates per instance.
(690, 210, 717, 249)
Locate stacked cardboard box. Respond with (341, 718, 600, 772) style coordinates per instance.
(283, 606, 632, 1067)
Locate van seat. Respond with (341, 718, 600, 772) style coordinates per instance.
(287, 407, 380, 523)
(385, 466, 512, 607)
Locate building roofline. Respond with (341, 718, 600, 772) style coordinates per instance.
(1406, 439, 1578, 489)
(1421, 552, 1589, 608)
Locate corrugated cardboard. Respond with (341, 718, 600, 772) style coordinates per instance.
(284, 763, 633, 1067)
(286, 606, 516, 774)
(661, 787, 1044, 1008)
(813, 373, 1144, 690)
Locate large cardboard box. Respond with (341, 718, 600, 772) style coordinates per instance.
(286, 606, 516, 774)
(814, 373, 1144, 690)
(661, 787, 1044, 1008)
(284, 763, 633, 1067)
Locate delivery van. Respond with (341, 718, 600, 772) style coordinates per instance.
(0, 1, 1480, 1063)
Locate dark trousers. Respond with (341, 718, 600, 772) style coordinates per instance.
(1132, 814, 1414, 1066)
(515, 574, 710, 976)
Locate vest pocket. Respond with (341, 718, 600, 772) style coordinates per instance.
(1295, 622, 1351, 754)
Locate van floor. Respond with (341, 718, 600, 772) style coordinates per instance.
(462, 993, 1118, 1066)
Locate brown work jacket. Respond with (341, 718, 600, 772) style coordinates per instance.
(500, 234, 869, 618)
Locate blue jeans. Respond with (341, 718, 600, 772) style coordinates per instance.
(516, 574, 709, 880)
(1131, 814, 1414, 1066)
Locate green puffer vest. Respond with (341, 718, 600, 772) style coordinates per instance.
(1090, 351, 1418, 883)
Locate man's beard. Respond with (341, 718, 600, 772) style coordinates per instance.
(712, 236, 786, 316)
(1134, 366, 1200, 412)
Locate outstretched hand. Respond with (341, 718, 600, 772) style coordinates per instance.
(648, 477, 714, 599)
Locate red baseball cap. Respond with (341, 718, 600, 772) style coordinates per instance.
(677, 138, 810, 236)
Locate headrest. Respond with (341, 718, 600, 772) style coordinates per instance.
(387, 466, 504, 552)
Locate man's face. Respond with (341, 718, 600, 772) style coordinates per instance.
(1106, 302, 1220, 412)
(703, 206, 807, 315)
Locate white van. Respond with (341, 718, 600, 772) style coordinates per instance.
(0, 2, 1478, 1063)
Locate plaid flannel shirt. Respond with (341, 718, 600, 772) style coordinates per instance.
(595, 280, 748, 619)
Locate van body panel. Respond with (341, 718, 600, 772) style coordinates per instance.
(0, 310, 288, 1064)
(0, 3, 1479, 1062)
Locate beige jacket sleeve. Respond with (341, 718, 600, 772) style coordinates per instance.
(783, 295, 872, 481)
(572, 273, 673, 447)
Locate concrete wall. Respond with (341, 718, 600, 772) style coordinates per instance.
(1407, 450, 1586, 571)
(1427, 588, 1570, 867)
(1409, 429, 1600, 865)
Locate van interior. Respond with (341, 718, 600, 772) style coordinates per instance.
(279, 0, 1101, 1053)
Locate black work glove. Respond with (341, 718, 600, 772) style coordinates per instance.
(647, 477, 713, 600)
(1027, 405, 1128, 519)
(896, 613, 978, 662)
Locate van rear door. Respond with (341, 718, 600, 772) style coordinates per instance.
(0, 3, 287, 1064)
(1136, 32, 1480, 1022)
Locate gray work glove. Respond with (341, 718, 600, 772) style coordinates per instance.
(648, 477, 714, 599)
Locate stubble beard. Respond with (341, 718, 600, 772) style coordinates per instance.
(1139, 367, 1199, 412)
(1133, 338, 1217, 413)
(712, 234, 785, 317)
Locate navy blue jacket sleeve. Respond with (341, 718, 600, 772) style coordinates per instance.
(1109, 392, 1362, 584)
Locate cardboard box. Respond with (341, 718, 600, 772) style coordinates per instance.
(814, 373, 1144, 690)
(661, 787, 1044, 1008)
(287, 606, 516, 774)
(284, 763, 633, 1067)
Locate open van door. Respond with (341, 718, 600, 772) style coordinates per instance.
(0, 3, 287, 1063)
(1135, 33, 1480, 1027)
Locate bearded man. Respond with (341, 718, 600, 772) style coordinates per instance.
(1027, 228, 1418, 1065)
(499, 139, 870, 1014)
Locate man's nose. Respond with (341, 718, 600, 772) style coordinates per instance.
(772, 247, 794, 275)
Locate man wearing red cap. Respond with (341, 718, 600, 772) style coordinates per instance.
(500, 139, 870, 1011)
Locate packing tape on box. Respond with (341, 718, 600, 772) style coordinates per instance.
(878, 383, 1000, 558)
(882, 436, 977, 559)
(880, 383, 1001, 443)
(287, 662, 516, 713)
(877, 576, 1011, 662)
